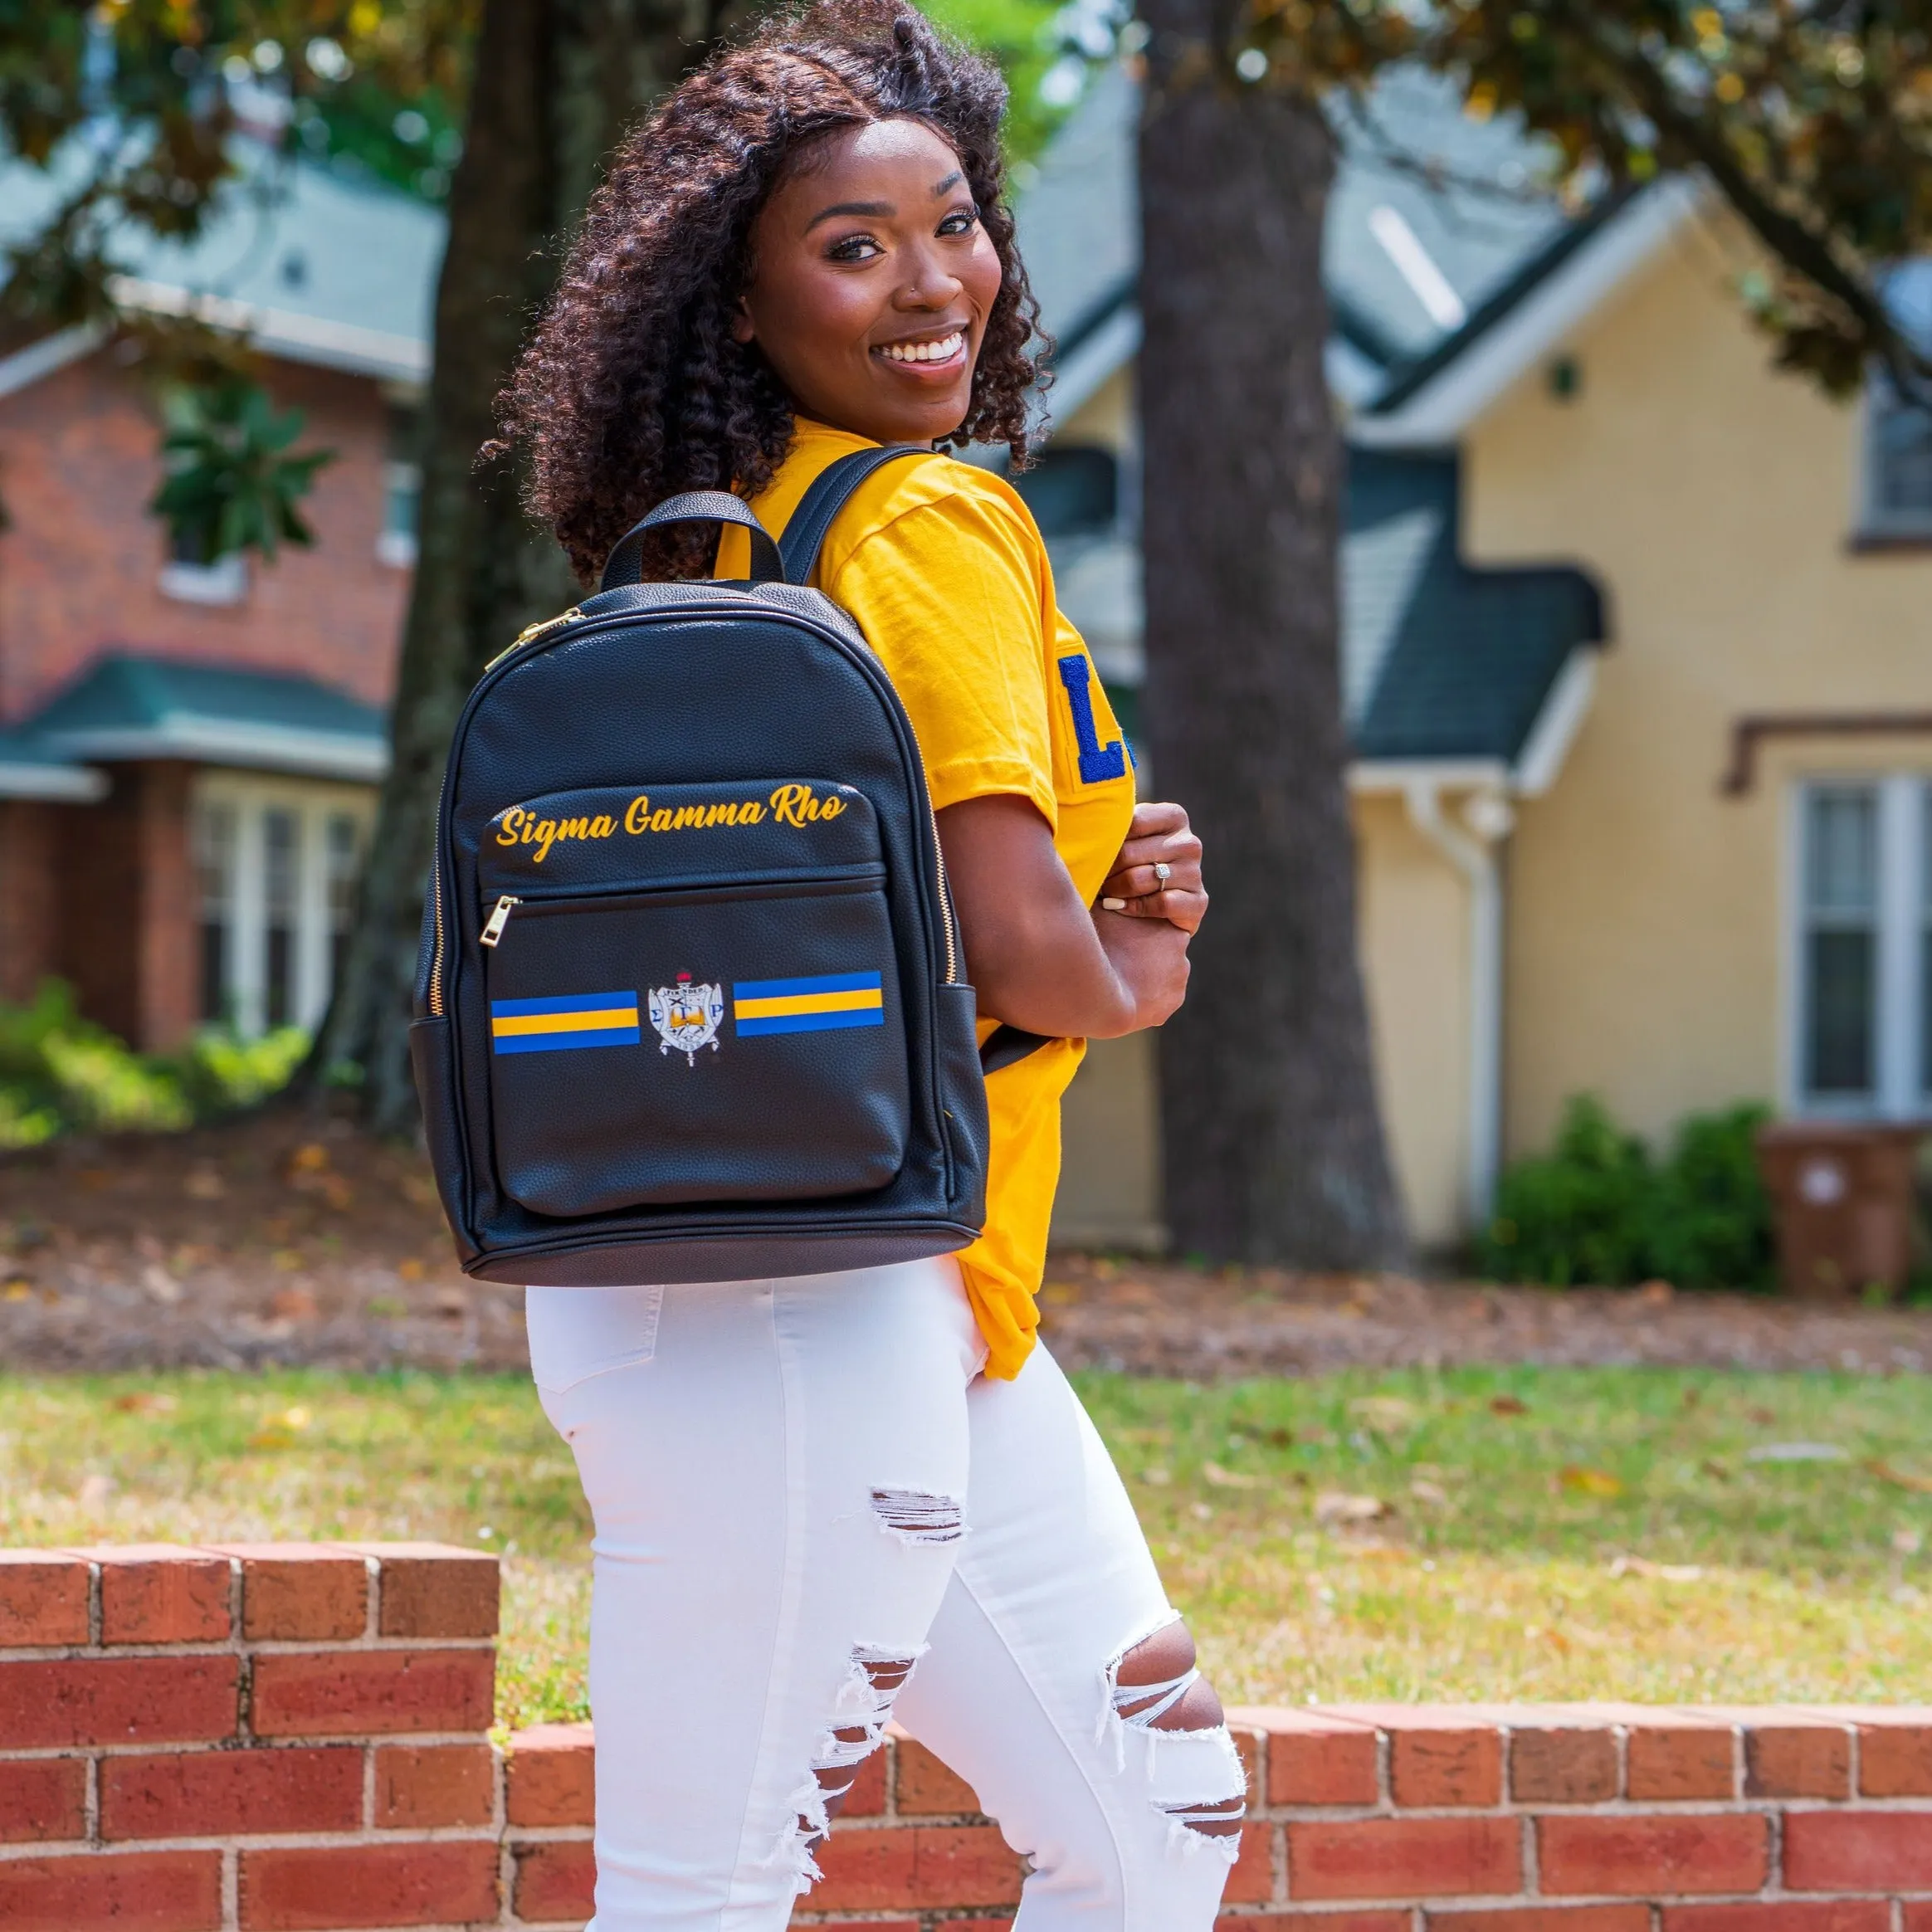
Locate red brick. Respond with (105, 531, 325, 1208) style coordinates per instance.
(506, 1720, 595, 1826)
(0, 1758, 87, 1842)
(809, 1923, 921, 1931)
(1538, 1813, 1769, 1896)
(1233, 1706, 1379, 1806)
(206, 1544, 368, 1642)
(513, 1840, 597, 1922)
(1663, 1905, 1891, 1931)
(811, 1823, 1023, 1910)
(249, 1647, 494, 1737)
(1744, 1715, 1852, 1798)
(1222, 1819, 1276, 1902)
(355, 1542, 500, 1638)
(240, 1842, 499, 1929)
(80, 1545, 231, 1644)
(1510, 1721, 1619, 1803)
(0, 1655, 237, 1748)
(896, 1738, 983, 1814)
(1286, 1817, 1521, 1900)
(1903, 1906, 1932, 1932)
(1625, 1713, 1735, 1800)
(1329, 1706, 1500, 1808)
(844, 1742, 887, 1816)
(1222, 1917, 1409, 1932)
(1232, 1724, 1261, 1798)
(102, 1746, 361, 1839)
(0, 1551, 90, 1646)
(374, 1742, 495, 1827)
(1430, 1913, 1651, 1931)
(0, 1850, 222, 1930)
(1783, 1810, 1932, 1891)
(1853, 1715, 1932, 1796)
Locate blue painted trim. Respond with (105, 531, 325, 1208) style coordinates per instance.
(736, 1008, 886, 1037)
(492, 1026, 642, 1054)
(733, 971, 882, 1001)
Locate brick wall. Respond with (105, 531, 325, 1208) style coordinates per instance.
(0, 800, 58, 1003)
(3, 1545, 1929, 1930)
(0, 351, 407, 722)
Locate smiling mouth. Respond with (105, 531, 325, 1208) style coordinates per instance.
(873, 328, 967, 368)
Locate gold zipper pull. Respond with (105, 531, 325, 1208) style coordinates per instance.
(485, 607, 583, 674)
(479, 896, 520, 948)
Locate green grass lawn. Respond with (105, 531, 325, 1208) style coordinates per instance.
(2, 1365, 1927, 1728)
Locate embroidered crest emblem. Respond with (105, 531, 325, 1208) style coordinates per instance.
(648, 972, 724, 1066)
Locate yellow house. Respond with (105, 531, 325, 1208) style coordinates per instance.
(1018, 71, 1932, 1254)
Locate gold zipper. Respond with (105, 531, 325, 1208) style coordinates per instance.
(485, 605, 583, 675)
(928, 801, 958, 983)
(428, 869, 446, 1014)
(479, 895, 520, 949)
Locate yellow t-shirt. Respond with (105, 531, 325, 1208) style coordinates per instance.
(717, 419, 1137, 1378)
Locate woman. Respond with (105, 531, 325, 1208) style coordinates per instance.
(492, 5, 1232, 1926)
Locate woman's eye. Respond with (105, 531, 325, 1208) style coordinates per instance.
(938, 209, 978, 236)
(826, 233, 883, 262)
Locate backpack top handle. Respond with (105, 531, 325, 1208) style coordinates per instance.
(599, 491, 786, 592)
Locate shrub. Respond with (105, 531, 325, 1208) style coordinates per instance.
(1479, 1094, 1774, 1290)
(0, 981, 306, 1144)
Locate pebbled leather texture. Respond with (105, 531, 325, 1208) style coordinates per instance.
(416, 565, 992, 1284)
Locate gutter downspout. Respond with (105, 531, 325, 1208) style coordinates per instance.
(1403, 779, 1513, 1232)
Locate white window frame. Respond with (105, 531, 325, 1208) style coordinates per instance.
(1857, 373, 1932, 541)
(160, 553, 249, 605)
(192, 773, 376, 1037)
(1784, 773, 1930, 1118)
(376, 459, 422, 568)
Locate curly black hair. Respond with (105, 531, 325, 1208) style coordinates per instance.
(491, 0, 1046, 583)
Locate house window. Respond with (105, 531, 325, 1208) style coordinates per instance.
(190, 777, 375, 1037)
(1010, 446, 1119, 539)
(1793, 775, 1930, 1115)
(160, 527, 249, 606)
(1861, 373, 1932, 539)
(377, 402, 422, 567)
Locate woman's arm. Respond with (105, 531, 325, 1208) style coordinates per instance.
(936, 795, 1200, 1039)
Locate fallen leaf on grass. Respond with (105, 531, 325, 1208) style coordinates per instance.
(1559, 1466, 1626, 1498)
(1869, 1460, 1932, 1495)
(398, 1258, 426, 1281)
(1608, 1554, 1703, 1582)
(1489, 1395, 1530, 1417)
(112, 1391, 178, 1414)
(270, 1248, 305, 1273)
(1409, 1478, 1450, 1506)
(1700, 1459, 1733, 1481)
(1315, 1491, 1393, 1526)
(1201, 1461, 1264, 1490)
(288, 1143, 330, 1177)
(1349, 1395, 1419, 1433)
(1744, 1442, 1848, 1463)
(247, 1406, 313, 1451)
(1747, 1406, 1778, 1425)
(2, 1279, 32, 1302)
(270, 1288, 320, 1322)
(1141, 1466, 1173, 1486)
(1636, 1278, 1675, 1305)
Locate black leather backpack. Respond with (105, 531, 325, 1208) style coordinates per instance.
(412, 446, 1039, 1286)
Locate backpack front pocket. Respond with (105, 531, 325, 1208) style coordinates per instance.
(476, 781, 910, 1220)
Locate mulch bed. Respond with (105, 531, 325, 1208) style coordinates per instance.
(2, 1114, 1926, 1378)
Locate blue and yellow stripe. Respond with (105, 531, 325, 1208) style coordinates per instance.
(491, 991, 641, 1054)
(733, 971, 883, 1037)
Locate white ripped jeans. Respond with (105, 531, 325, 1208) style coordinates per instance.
(526, 1256, 1246, 1932)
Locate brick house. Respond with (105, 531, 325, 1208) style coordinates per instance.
(0, 157, 437, 1046)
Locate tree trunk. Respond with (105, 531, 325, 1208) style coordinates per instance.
(315, 0, 736, 1134)
(1136, 17, 1409, 1269)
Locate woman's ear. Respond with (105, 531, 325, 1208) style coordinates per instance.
(730, 295, 755, 346)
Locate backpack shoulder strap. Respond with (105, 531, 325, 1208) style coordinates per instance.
(777, 442, 931, 585)
(782, 439, 1056, 1082)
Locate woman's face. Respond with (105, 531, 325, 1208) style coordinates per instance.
(734, 117, 1005, 446)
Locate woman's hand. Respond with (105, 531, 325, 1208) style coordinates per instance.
(936, 794, 1193, 1039)
(1100, 803, 1207, 934)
